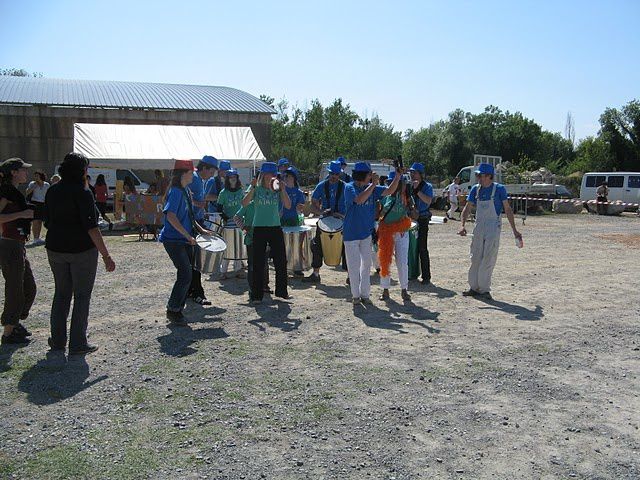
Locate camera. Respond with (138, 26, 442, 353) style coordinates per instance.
(393, 155, 404, 170)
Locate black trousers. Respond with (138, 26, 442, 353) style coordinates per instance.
(247, 243, 270, 300)
(96, 202, 112, 225)
(417, 217, 431, 282)
(188, 220, 205, 299)
(310, 229, 347, 270)
(0, 239, 36, 326)
(252, 227, 287, 301)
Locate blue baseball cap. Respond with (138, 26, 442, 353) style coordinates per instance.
(226, 168, 239, 177)
(201, 155, 218, 168)
(260, 162, 277, 174)
(474, 163, 495, 176)
(337, 156, 347, 166)
(219, 160, 231, 171)
(353, 161, 372, 173)
(278, 157, 290, 167)
(327, 160, 342, 174)
(409, 162, 425, 174)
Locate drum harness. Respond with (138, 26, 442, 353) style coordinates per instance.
(323, 180, 344, 215)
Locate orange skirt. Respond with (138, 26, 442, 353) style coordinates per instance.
(377, 216, 412, 277)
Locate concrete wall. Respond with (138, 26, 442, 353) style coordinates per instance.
(0, 105, 272, 176)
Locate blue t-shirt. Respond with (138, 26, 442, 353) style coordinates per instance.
(281, 186, 306, 220)
(187, 171, 205, 221)
(343, 183, 385, 242)
(159, 187, 194, 243)
(467, 183, 508, 215)
(414, 181, 434, 217)
(311, 179, 346, 214)
(204, 176, 223, 213)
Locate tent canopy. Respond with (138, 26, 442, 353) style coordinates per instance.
(73, 123, 266, 169)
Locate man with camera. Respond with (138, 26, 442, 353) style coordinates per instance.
(409, 162, 434, 285)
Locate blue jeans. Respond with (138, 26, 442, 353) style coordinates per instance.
(163, 242, 193, 312)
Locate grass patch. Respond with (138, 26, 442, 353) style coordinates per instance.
(23, 446, 92, 480)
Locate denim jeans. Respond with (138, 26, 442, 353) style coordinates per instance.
(0, 239, 36, 326)
(47, 248, 98, 350)
(163, 241, 194, 312)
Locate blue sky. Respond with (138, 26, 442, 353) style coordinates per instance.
(1, 0, 638, 142)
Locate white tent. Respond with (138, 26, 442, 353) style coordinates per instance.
(73, 123, 266, 169)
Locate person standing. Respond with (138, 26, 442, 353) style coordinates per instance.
(303, 160, 347, 283)
(343, 162, 401, 305)
(0, 158, 36, 345)
(338, 156, 352, 183)
(242, 162, 291, 303)
(277, 158, 290, 178)
(377, 171, 416, 301)
(154, 169, 169, 197)
(409, 162, 434, 285)
(458, 163, 522, 300)
(446, 177, 461, 220)
(93, 174, 113, 231)
(204, 158, 228, 213)
(187, 156, 218, 304)
(217, 169, 246, 279)
(596, 181, 609, 215)
(44, 152, 116, 354)
(280, 167, 306, 227)
(25, 170, 50, 246)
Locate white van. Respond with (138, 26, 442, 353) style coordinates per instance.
(86, 168, 149, 201)
(580, 172, 640, 206)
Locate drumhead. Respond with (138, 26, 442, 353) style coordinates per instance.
(197, 234, 226, 252)
(304, 217, 319, 228)
(282, 225, 312, 234)
(317, 216, 343, 233)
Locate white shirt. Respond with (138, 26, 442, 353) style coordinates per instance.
(448, 183, 461, 202)
(28, 181, 50, 203)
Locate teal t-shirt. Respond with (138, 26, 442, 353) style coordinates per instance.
(380, 194, 409, 225)
(218, 188, 244, 220)
(252, 186, 281, 227)
(236, 203, 255, 246)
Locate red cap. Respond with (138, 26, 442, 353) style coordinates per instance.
(173, 159, 194, 171)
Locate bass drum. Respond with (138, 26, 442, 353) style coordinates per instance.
(317, 216, 343, 267)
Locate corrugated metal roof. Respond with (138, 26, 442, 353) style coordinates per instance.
(0, 76, 276, 114)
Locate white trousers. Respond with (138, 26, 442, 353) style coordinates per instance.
(468, 230, 500, 294)
(220, 259, 244, 274)
(344, 236, 373, 299)
(380, 232, 409, 290)
(447, 200, 458, 218)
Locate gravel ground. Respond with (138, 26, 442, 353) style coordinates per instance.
(1, 212, 639, 479)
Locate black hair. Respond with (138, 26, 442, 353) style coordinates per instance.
(284, 171, 299, 188)
(224, 173, 243, 192)
(58, 152, 89, 184)
(379, 175, 388, 186)
(197, 161, 216, 172)
(34, 170, 47, 182)
(352, 171, 368, 182)
(123, 176, 136, 192)
(95, 174, 107, 186)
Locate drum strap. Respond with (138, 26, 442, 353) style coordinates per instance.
(379, 196, 397, 223)
(324, 180, 344, 212)
(180, 188, 196, 232)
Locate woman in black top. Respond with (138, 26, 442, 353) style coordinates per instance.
(44, 152, 116, 354)
(0, 158, 36, 345)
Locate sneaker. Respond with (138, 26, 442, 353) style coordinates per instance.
(47, 337, 65, 351)
(477, 292, 493, 300)
(69, 344, 99, 355)
(462, 289, 478, 296)
(166, 310, 187, 325)
(361, 297, 373, 305)
(379, 289, 390, 301)
(401, 289, 411, 301)
(14, 323, 32, 337)
(275, 294, 293, 300)
(420, 279, 432, 286)
(1, 330, 30, 345)
(193, 296, 212, 306)
(302, 273, 320, 283)
(352, 297, 362, 306)
(235, 271, 247, 279)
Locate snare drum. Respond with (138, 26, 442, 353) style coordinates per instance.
(408, 221, 420, 280)
(282, 225, 313, 272)
(203, 212, 223, 233)
(222, 223, 247, 261)
(195, 234, 227, 274)
(317, 216, 344, 267)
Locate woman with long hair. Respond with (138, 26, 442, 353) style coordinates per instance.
(94, 174, 113, 230)
(241, 162, 291, 304)
(217, 169, 246, 279)
(44, 152, 115, 354)
(25, 170, 50, 246)
(159, 160, 216, 324)
(280, 167, 306, 227)
(0, 158, 36, 345)
(377, 171, 415, 301)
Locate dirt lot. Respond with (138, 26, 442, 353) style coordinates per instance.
(1, 213, 639, 479)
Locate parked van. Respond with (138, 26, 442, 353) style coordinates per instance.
(580, 172, 640, 207)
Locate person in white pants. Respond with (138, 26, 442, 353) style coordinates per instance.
(458, 163, 522, 300)
(447, 177, 461, 220)
(343, 162, 402, 305)
(377, 171, 415, 301)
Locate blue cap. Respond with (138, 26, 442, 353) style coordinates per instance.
(409, 162, 425, 174)
(353, 161, 372, 173)
(219, 160, 231, 171)
(337, 156, 347, 166)
(474, 163, 495, 175)
(387, 171, 396, 183)
(278, 157, 290, 167)
(201, 155, 218, 168)
(284, 166, 298, 179)
(327, 160, 342, 174)
(260, 162, 277, 174)
(226, 168, 239, 177)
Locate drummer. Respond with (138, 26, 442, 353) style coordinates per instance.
(217, 169, 246, 279)
(303, 160, 347, 283)
(280, 166, 307, 277)
(159, 160, 216, 325)
(409, 162, 434, 286)
(204, 159, 230, 213)
(187, 155, 218, 305)
(338, 156, 352, 183)
(344, 162, 402, 305)
(377, 171, 416, 301)
(242, 162, 291, 303)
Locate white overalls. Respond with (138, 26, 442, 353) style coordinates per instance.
(468, 183, 501, 294)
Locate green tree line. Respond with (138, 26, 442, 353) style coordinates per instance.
(260, 95, 640, 179)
